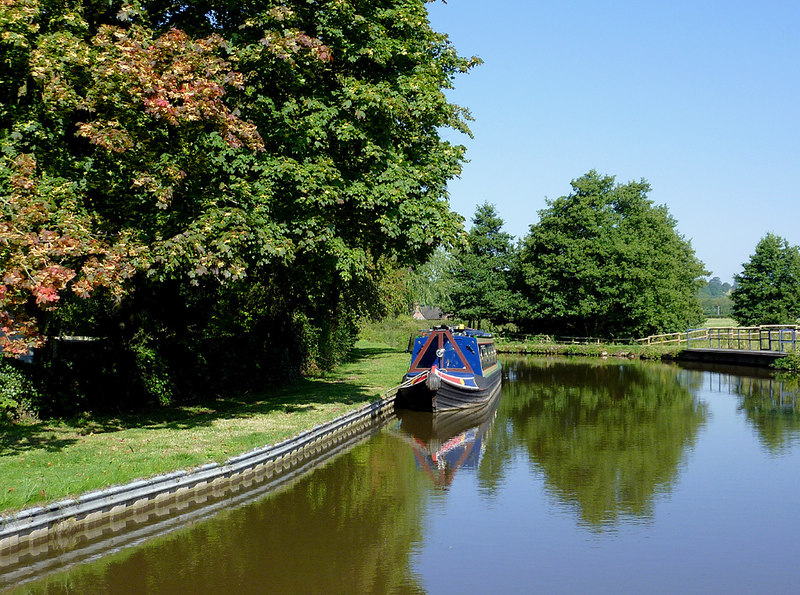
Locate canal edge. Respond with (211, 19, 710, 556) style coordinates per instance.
(0, 394, 396, 561)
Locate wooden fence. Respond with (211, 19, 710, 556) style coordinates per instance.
(635, 325, 800, 352)
(497, 334, 625, 345)
(498, 325, 800, 353)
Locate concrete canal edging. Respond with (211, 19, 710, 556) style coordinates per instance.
(0, 395, 396, 566)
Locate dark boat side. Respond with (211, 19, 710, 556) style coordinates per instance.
(394, 369, 501, 411)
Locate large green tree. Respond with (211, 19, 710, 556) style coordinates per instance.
(518, 171, 706, 338)
(0, 0, 477, 406)
(731, 233, 800, 326)
(450, 202, 519, 327)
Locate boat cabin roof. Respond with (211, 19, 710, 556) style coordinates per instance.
(416, 325, 494, 339)
(408, 327, 497, 375)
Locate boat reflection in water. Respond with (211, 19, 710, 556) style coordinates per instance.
(391, 389, 502, 487)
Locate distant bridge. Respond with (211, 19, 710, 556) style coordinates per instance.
(636, 325, 799, 367)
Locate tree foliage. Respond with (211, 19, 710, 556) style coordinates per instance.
(696, 277, 734, 317)
(450, 202, 519, 327)
(700, 277, 733, 298)
(731, 233, 800, 326)
(404, 247, 456, 313)
(518, 171, 706, 338)
(0, 0, 477, 409)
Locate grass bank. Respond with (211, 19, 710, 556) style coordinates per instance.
(702, 317, 738, 328)
(358, 316, 446, 350)
(496, 338, 683, 360)
(0, 341, 410, 514)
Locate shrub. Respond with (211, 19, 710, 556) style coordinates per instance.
(774, 348, 800, 376)
(359, 316, 447, 350)
(129, 330, 175, 407)
(0, 359, 39, 422)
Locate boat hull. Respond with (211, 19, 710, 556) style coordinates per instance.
(395, 367, 502, 412)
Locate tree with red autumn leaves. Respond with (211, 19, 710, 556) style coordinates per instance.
(0, 0, 477, 408)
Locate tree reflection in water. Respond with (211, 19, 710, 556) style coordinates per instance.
(498, 357, 708, 530)
(699, 367, 800, 454)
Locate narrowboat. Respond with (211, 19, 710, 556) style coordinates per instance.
(395, 326, 502, 411)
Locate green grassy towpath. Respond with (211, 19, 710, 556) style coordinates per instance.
(0, 341, 410, 514)
(495, 338, 684, 360)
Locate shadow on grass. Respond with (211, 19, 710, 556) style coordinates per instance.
(0, 423, 79, 457)
(347, 345, 398, 360)
(0, 346, 399, 456)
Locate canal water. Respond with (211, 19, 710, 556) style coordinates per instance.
(8, 356, 800, 594)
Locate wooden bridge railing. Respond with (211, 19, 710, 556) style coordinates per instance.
(635, 325, 800, 352)
(634, 329, 702, 346)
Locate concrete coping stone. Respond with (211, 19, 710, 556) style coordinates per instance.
(46, 500, 77, 512)
(9, 507, 45, 522)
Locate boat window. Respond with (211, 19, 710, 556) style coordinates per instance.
(414, 344, 439, 369)
(476, 342, 497, 368)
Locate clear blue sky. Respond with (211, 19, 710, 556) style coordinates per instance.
(426, 0, 800, 283)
